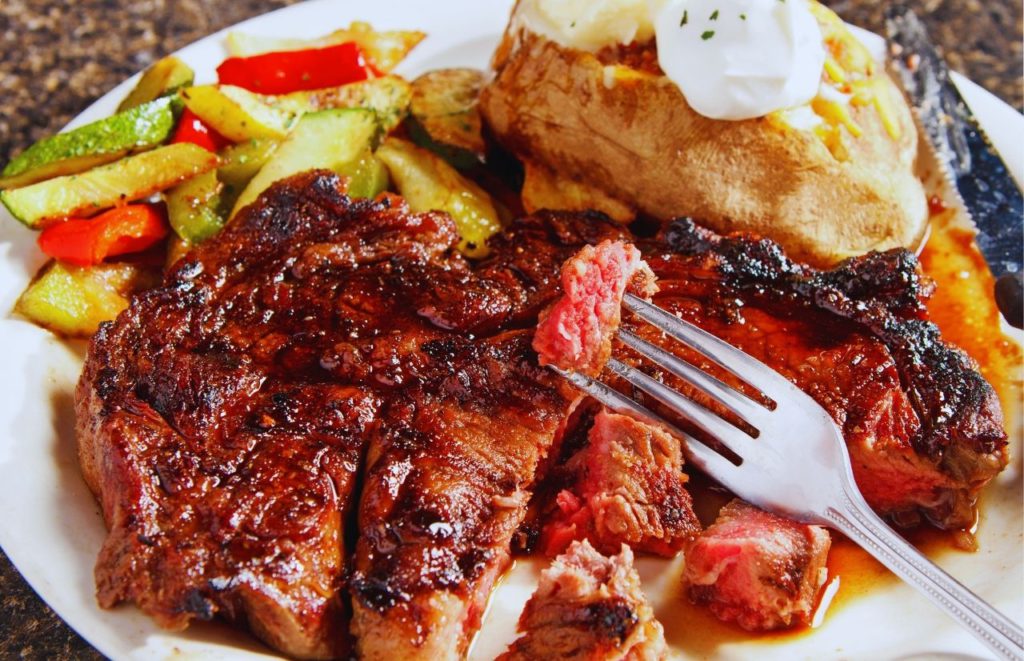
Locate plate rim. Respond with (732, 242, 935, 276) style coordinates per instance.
(0, 1, 1021, 659)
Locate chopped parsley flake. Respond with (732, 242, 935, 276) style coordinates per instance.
(701, 30, 715, 40)
(740, 13, 747, 20)
(710, 10, 719, 20)
(680, 10, 688, 26)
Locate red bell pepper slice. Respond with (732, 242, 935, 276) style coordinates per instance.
(37, 204, 169, 266)
(216, 42, 372, 95)
(171, 108, 231, 152)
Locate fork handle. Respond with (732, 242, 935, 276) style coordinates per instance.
(826, 493, 1024, 661)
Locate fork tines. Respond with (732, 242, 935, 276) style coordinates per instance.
(554, 294, 794, 487)
(551, 364, 738, 480)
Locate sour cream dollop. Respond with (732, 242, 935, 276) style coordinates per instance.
(515, 0, 827, 121)
(654, 0, 826, 120)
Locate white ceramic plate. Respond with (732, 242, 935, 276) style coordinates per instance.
(0, 1, 1021, 659)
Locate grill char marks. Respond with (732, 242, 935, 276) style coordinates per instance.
(646, 219, 1007, 528)
(350, 332, 575, 660)
(77, 172, 629, 660)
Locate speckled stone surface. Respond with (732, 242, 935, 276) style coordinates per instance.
(0, 0, 1021, 658)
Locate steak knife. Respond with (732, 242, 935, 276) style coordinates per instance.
(885, 6, 1023, 329)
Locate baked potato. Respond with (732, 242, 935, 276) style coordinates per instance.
(480, 1, 927, 266)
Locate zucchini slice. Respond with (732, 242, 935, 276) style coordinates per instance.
(267, 76, 412, 132)
(166, 170, 224, 244)
(407, 68, 488, 169)
(1, 143, 219, 228)
(346, 153, 390, 200)
(216, 138, 279, 189)
(117, 56, 195, 112)
(231, 109, 379, 218)
(181, 85, 294, 142)
(0, 96, 180, 190)
(15, 260, 157, 338)
(376, 138, 500, 258)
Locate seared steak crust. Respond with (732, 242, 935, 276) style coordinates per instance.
(77, 173, 403, 658)
(77, 172, 628, 658)
(636, 219, 1007, 528)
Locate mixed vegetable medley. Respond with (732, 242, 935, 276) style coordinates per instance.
(1, 23, 505, 337)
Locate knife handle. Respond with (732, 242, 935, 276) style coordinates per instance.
(995, 272, 1023, 329)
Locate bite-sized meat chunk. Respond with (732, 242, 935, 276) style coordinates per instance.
(541, 411, 700, 557)
(499, 540, 667, 661)
(533, 240, 657, 376)
(684, 500, 831, 631)
(631, 219, 1007, 530)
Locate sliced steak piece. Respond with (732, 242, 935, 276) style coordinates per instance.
(77, 171, 628, 658)
(77, 173, 412, 659)
(499, 540, 668, 661)
(534, 240, 657, 375)
(540, 411, 700, 557)
(630, 219, 1007, 530)
(349, 332, 576, 661)
(345, 221, 630, 658)
(684, 500, 832, 631)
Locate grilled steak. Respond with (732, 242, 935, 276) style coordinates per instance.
(684, 500, 832, 631)
(76, 163, 1006, 657)
(627, 219, 1007, 530)
(539, 410, 700, 557)
(77, 172, 628, 659)
(534, 240, 657, 375)
(498, 540, 668, 661)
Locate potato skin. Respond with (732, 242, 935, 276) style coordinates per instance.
(480, 30, 927, 267)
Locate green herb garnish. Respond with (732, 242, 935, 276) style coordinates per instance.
(710, 10, 719, 20)
(680, 10, 689, 26)
(701, 30, 715, 40)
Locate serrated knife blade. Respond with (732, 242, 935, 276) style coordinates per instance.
(885, 5, 1023, 329)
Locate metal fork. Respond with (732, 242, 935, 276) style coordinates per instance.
(554, 293, 1024, 661)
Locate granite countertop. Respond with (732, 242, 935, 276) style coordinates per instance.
(0, 0, 1021, 658)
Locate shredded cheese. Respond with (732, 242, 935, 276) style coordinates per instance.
(779, 1, 903, 159)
